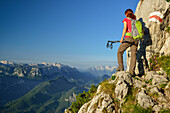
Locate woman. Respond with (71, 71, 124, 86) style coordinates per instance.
(116, 9, 139, 76)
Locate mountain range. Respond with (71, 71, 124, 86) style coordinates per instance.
(0, 61, 117, 113)
(87, 65, 117, 76)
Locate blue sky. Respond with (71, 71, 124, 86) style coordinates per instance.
(0, 0, 139, 70)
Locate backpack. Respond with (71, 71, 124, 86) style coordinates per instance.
(125, 17, 144, 40)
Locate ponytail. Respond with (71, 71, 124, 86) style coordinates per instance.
(127, 12, 136, 20)
(125, 9, 136, 20)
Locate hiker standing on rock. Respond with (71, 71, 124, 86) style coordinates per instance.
(116, 9, 140, 76)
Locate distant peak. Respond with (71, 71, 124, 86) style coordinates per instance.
(0, 60, 15, 65)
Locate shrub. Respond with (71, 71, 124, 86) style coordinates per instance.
(70, 84, 97, 113)
(157, 55, 170, 78)
(149, 55, 170, 78)
(166, 27, 170, 33)
(149, 54, 159, 71)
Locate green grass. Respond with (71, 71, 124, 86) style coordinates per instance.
(142, 85, 147, 88)
(159, 83, 167, 89)
(134, 76, 142, 81)
(149, 92, 159, 100)
(70, 84, 97, 113)
(159, 109, 170, 113)
(122, 87, 139, 112)
(111, 75, 116, 80)
(100, 82, 116, 98)
(157, 55, 170, 78)
(149, 55, 170, 79)
(145, 78, 153, 85)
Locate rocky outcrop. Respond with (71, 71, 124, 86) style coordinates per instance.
(126, 0, 170, 75)
(78, 92, 115, 113)
(114, 72, 133, 102)
(65, 71, 170, 113)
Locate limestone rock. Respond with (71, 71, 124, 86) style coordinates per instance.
(153, 105, 162, 113)
(115, 78, 128, 101)
(78, 100, 92, 113)
(96, 85, 102, 94)
(133, 78, 146, 88)
(150, 87, 160, 94)
(137, 88, 155, 108)
(152, 75, 168, 85)
(113, 71, 133, 101)
(115, 71, 133, 86)
(165, 82, 170, 99)
(126, 0, 170, 75)
(78, 92, 115, 113)
(64, 108, 72, 113)
(145, 71, 157, 81)
(145, 71, 168, 85)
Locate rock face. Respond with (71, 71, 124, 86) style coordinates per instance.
(126, 0, 170, 75)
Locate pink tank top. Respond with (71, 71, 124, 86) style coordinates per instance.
(122, 18, 132, 38)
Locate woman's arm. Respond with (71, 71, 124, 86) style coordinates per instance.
(120, 21, 127, 43)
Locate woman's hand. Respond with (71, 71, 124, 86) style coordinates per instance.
(120, 38, 123, 43)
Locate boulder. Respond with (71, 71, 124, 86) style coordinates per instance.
(115, 71, 133, 86)
(152, 74, 168, 85)
(78, 92, 115, 113)
(144, 71, 168, 85)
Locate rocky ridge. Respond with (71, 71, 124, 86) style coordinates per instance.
(65, 71, 170, 113)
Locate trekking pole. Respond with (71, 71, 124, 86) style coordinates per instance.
(106, 40, 134, 49)
(106, 40, 120, 49)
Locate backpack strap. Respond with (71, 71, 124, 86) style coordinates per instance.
(126, 17, 137, 38)
(125, 17, 133, 37)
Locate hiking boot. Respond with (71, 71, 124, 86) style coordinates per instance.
(128, 72, 136, 77)
(138, 73, 143, 77)
(116, 68, 124, 71)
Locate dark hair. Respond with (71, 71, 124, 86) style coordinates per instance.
(125, 9, 136, 20)
(125, 9, 133, 14)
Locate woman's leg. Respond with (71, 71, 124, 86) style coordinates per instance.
(117, 40, 131, 70)
(129, 42, 138, 75)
